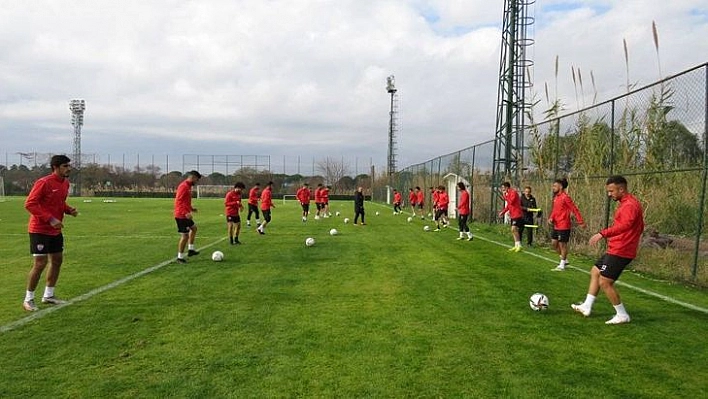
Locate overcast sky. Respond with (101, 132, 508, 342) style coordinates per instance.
(1, 0, 707, 174)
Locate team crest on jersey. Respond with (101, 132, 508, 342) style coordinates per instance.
(36, 244, 44, 251)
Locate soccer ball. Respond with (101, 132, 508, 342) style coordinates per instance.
(407, 217, 413, 222)
(329, 228, 338, 236)
(314, 215, 320, 220)
(335, 211, 341, 216)
(344, 218, 350, 224)
(211, 251, 224, 262)
(376, 211, 380, 216)
(529, 293, 549, 311)
(423, 225, 430, 232)
(427, 212, 433, 217)
(305, 237, 316, 247)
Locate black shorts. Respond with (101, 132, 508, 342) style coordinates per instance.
(594, 253, 633, 281)
(29, 233, 64, 255)
(417, 203, 424, 209)
(226, 215, 241, 223)
(175, 218, 195, 234)
(510, 217, 525, 228)
(316, 202, 324, 211)
(435, 209, 447, 220)
(550, 229, 571, 242)
(301, 203, 310, 212)
(262, 209, 272, 223)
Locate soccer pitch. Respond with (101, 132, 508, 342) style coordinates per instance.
(0, 198, 706, 397)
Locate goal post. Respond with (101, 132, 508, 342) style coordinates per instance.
(282, 194, 297, 204)
(196, 185, 232, 199)
(0, 176, 5, 202)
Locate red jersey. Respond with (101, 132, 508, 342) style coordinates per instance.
(260, 187, 273, 210)
(224, 190, 242, 217)
(314, 188, 323, 203)
(432, 190, 440, 208)
(416, 191, 425, 206)
(393, 192, 402, 204)
(25, 173, 74, 236)
(248, 186, 260, 206)
(321, 188, 329, 203)
(501, 188, 523, 219)
(549, 191, 584, 230)
(437, 192, 449, 209)
(296, 187, 311, 204)
(601, 193, 644, 259)
(174, 180, 195, 218)
(457, 189, 470, 216)
(409, 191, 416, 205)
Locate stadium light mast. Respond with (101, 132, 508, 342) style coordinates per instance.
(386, 75, 399, 178)
(70, 99, 86, 196)
(491, 0, 535, 220)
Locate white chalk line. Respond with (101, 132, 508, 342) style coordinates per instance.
(369, 201, 708, 315)
(0, 237, 227, 334)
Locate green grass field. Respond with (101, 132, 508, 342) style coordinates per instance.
(0, 197, 706, 398)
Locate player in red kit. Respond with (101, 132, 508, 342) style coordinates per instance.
(22, 155, 78, 311)
(296, 183, 311, 222)
(572, 175, 644, 325)
(415, 187, 425, 219)
(225, 182, 245, 245)
(246, 183, 260, 227)
(499, 181, 524, 252)
(434, 186, 450, 231)
(392, 189, 403, 214)
(549, 178, 585, 271)
(174, 170, 202, 263)
(456, 182, 473, 241)
(257, 181, 275, 234)
(408, 188, 416, 214)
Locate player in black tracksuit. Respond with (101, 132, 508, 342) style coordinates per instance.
(354, 187, 365, 225)
(520, 186, 540, 246)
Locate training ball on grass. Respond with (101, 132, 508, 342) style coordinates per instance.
(329, 228, 338, 236)
(335, 211, 341, 216)
(427, 212, 433, 217)
(423, 225, 431, 232)
(407, 217, 413, 223)
(305, 237, 316, 247)
(211, 251, 224, 262)
(376, 211, 380, 216)
(344, 218, 350, 224)
(529, 293, 549, 311)
(314, 215, 320, 220)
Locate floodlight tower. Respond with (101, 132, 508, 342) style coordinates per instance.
(70, 99, 86, 196)
(491, 0, 535, 218)
(386, 75, 399, 178)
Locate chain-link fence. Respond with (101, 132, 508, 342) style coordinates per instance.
(393, 63, 708, 285)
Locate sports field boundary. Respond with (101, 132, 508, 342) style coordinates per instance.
(369, 201, 708, 315)
(0, 238, 226, 334)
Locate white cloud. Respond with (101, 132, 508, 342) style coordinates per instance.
(0, 0, 706, 172)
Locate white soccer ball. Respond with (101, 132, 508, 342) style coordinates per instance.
(407, 217, 413, 222)
(305, 237, 316, 247)
(423, 225, 430, 232)
(376, 211, 380, 216)
(427, 212, 433, 217)
(314, 215, 320, 220)
(344, 218, 350, 224)
(335, 211, 341, 216)
(211, 251, 224, 262)
(529, 293, 549, 311)
(329, 228, 338, 236)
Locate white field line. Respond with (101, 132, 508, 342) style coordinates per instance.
(369, 201, 708, 315)
(0, 238, 226, 334)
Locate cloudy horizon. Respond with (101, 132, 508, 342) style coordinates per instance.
(1, 0, 706, 174)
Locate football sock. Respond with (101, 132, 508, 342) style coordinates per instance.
(25, 290, 34, 302)
(614, 303, 629, 317)
(459, 232, 465, 238)
(467, 232, 473, 239)
(515, 241, 521, 248)
(44, 286, 55, 298)
(584, 294, 596, 308)
(177, 252, 185, 259)
(188, 244, 195, 251)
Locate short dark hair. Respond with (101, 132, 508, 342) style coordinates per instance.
(267, 181, 274, 186)
(457, 182, 466, 190)
(254, 182, 260, 186)
(606, 175, 628, 187)
(234, 182, 246, 189)
(50, 155, 71, 168)
(187, 170, 202, 179)
(501, 182, 511, 188)
(554, 178, 568, 189)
